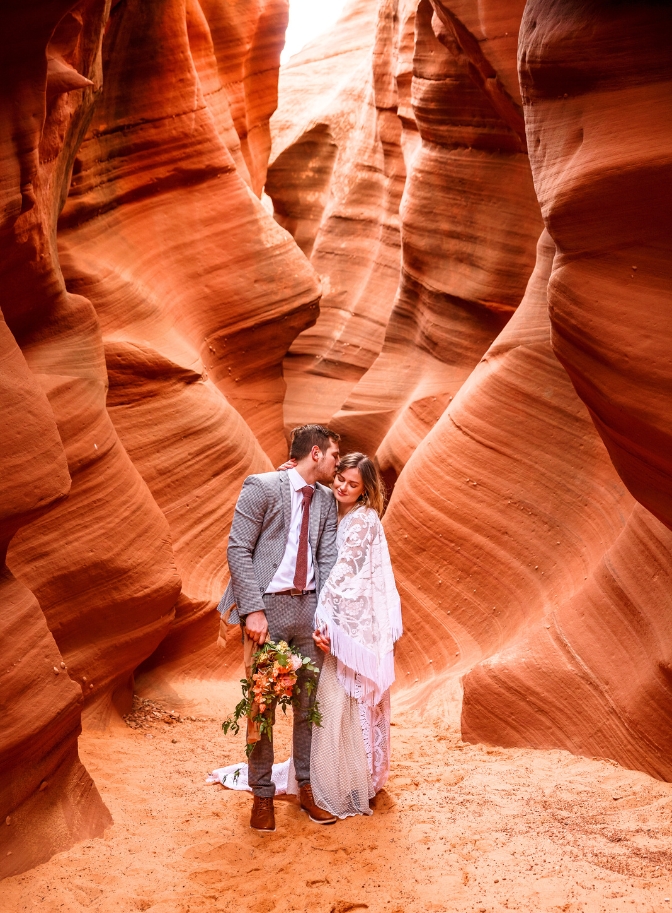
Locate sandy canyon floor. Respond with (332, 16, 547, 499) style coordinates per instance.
(3, 670, 672, 913)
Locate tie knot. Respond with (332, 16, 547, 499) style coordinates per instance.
(300, 485, 314, 502)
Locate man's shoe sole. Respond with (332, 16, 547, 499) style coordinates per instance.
(250, 823, 275, 832)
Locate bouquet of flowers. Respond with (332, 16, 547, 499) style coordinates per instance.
(222, 640, 321, 757)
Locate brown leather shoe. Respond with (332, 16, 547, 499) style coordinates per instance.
(299, 784, 337, 824)
(250, 795, 275, 832)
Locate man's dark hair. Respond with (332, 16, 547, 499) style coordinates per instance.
(289, 424, 340, 460)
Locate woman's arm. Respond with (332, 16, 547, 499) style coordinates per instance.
(328, 509, 378, 589)
(314, 510, 379, 653)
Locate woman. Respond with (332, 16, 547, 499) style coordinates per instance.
(310, 452, 403, 818)
(209, 454, 402, 817)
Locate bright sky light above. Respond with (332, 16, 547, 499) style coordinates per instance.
(281, 0, 350, 63)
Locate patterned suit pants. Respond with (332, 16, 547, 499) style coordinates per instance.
(244, 592, 322, 798)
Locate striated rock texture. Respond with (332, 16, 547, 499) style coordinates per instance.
(0, 0, 113, 877)
(385, 230, 634, 688)
(0, 0, 313, 876)
(269, 0, 406, 428)
(462, 503, 672, 780)
(272, 0, 544, 461)
(5, 0, 183, 723)
(274, 0, 672, 783)
(2, 0, 672, 881)
(0, 311, 111, 880)
(59, 0, 318, 468)
(457, 0, 672, 775)
(56, 0, 315, 660)
(519, 0, 672, 533)
(326, 0, 543, 478)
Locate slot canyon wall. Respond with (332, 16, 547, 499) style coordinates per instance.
(267, 0, 672, 778)
(0, 0, 670, 878)
(0, 0, 316, 877)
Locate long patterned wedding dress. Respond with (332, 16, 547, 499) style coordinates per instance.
(311, 505, 403, 818)
(208, 506, 402, 817)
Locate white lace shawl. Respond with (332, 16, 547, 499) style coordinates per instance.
(314, 506, 402, 706)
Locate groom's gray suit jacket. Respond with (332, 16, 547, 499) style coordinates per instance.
(218, 470, 338, 624)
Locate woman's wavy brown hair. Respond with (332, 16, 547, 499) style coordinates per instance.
(336, 452, 387, 517)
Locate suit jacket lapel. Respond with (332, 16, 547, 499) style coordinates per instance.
(309, 483, 321, 557)
(279, 472, 292, 549)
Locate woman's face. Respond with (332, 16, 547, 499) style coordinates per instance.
(333, 466, 364, 507)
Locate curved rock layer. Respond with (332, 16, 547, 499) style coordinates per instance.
(455, 0, 672, 774)
(462, 503, 672, 781)
(277, 0, 672, 783)
(0, 0, 309, 876)
(56, 0, 307, 660)
(330, 0, 543, 472)
(0, 312, 110, 881)
(0, 0, 113, 876)
(1, 0, 672, 880)
(385, 230, 634, 684)
(59, 0, 318, 467)
(519, 0, 672, 533)
(269, 0, 406, 429)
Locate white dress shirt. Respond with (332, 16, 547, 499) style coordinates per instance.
(265, 467, 316, 592)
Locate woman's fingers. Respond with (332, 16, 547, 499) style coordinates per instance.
(312, 629, 331, 654)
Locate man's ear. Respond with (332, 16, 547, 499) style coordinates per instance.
(311, 445, 321, 462)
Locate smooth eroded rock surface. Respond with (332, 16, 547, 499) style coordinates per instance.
(0, 0, 112, 874)
(454, 0, 672, 775)
(329, 0, 543, 475)
(270, 0, 405, 429)
(0, 0, 307, 875)
(385, 230, 633, 686)
(520, 0, 672, 531)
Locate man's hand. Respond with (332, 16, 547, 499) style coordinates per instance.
(313, 628, 331, 655)
(244, 610, 269, 645)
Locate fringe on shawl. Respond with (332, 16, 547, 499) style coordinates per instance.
(314, 605, 402, 706)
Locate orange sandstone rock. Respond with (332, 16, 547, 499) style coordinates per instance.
(332, 0, 543, 474)
(196, 0, 290, 195)
(59, 0, 318, 468)
(457, 0, 672, 775)
(56, 0, 319, 658)
(2, 1, 672, 889)
(385, 230, 633, 685)
(462, 503, 672, 780)
(519, 0, 672, 531)
(0, 314, 102, 882)
(270, 0, 405, 428)
(3, 0, 182, 714)
(0, 0, 111, 876)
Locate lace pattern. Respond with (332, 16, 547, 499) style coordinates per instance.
(310, 654, 373, 817)
(315, 507, 402, 705)
(355, 672, 391, 793)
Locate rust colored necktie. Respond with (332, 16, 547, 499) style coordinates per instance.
(293, 485, 315, 591)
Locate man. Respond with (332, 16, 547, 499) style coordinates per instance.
(219, 424, 341, 832)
